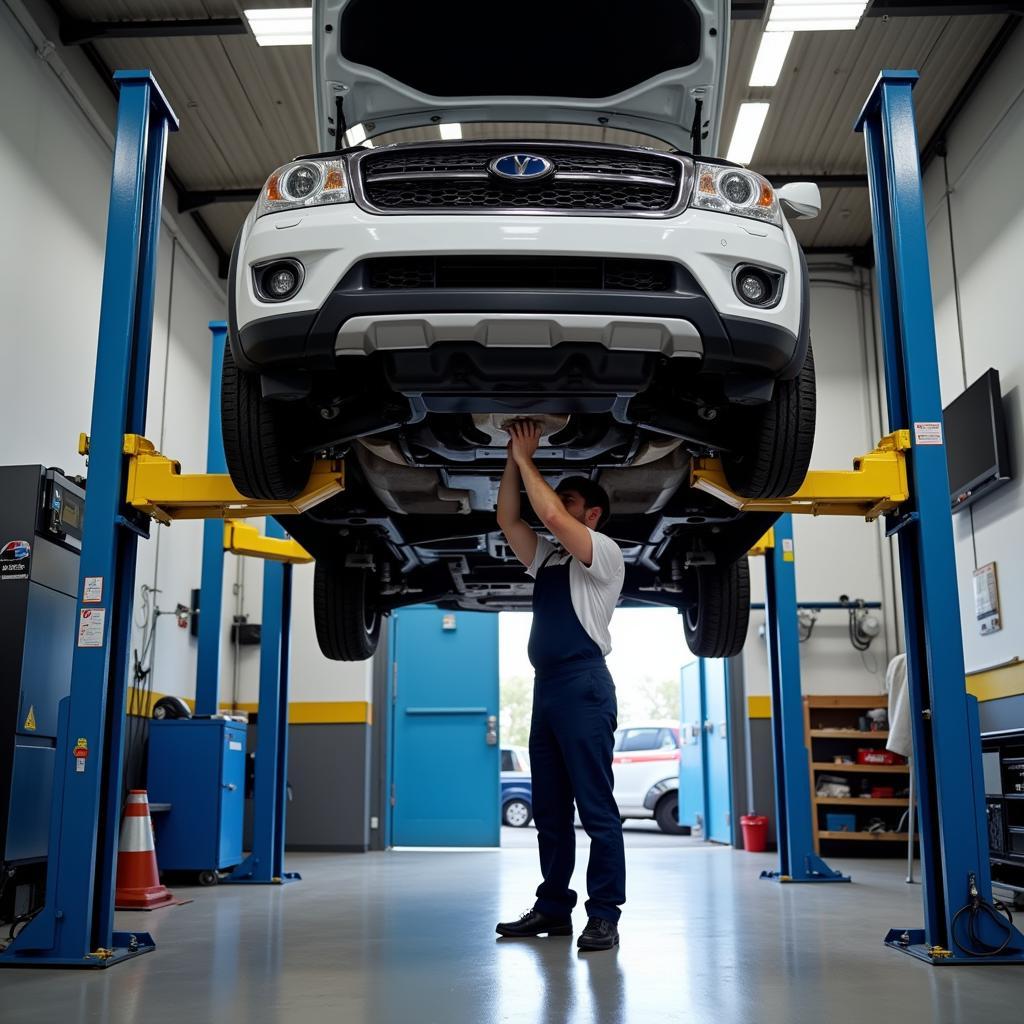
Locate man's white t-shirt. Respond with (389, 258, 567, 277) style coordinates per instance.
(526, 529, 625, 657)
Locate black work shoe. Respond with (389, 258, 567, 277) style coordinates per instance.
(496, 908, 573, 938)
(577, 917, 619, 951)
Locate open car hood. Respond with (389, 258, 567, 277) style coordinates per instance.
(313, 0, 729, 154)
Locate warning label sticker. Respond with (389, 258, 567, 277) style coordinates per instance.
(83, 576, 103, 603)
(23, 706, 37, 731)
(0, 539, 31, 582)
(77, 608, 106, 648)
(782, 537, 795, 563)
(914, 422, 944, 446)
(74, 737, 89, 774)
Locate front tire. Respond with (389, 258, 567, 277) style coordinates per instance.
(721, 342, 816, 499)
(502, 799, 532, 828)
(313, 562, 382, 661)
(221, 341, 313, 500)
(683, 557, 751, 659)
(654, 793, 688, 835)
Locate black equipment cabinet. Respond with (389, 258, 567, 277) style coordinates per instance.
(982, 728, 1024, 900)
(0, 466, 84, 923)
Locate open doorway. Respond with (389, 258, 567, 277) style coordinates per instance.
(499, 608, 699, 847)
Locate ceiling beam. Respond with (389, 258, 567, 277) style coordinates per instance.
(766, 174, 868, 188)
(60, 17, 248, 46)
(732, 1, 1024, 18)
(179, 189, 261, 214)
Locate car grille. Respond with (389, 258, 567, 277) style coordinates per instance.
(354, 144, 688, 217)
(363, 256, 675, 292)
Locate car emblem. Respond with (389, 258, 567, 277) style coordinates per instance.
(488, 153, 555, 182)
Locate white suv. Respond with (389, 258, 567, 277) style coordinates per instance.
(222, 0, 819, 664)
(613, 721, 685, 834)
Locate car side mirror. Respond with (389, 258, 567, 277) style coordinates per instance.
(776, 182, 821, 219)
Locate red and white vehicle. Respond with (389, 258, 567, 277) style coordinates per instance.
(612, 721, 685, 834)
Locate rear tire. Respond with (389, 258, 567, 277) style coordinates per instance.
(502, 799, 532, 828)
(682, 557, 751, 659)
(221, 341, 313, 500)
(655, 793, 688, 835)
(313, 562, 382, 661)
(721, 342, 816, 499)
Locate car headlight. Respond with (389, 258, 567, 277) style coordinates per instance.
(256, 158, 351, 218)
(689, 163, 781, 227)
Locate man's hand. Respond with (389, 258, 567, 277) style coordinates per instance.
(507, 420, 542, 466)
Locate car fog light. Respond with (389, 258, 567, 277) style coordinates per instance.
(254, 259, 304, 302)
(268, 267, 298, 297)
(739, 272, 768, 303)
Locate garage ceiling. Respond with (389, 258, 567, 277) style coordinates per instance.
(55, 1, 1021, 270)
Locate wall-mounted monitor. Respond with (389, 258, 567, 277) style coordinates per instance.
(943, 368, 1012, 514)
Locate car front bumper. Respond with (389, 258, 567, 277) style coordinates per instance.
(230, 205, 808, 385)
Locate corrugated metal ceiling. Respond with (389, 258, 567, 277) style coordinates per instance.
(59, 2, 1014, 259)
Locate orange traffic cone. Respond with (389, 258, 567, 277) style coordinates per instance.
(114, 790, 177, 910)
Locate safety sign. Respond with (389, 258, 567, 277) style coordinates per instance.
(77, 608, 106, 648)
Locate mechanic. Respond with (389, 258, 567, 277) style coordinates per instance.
(494, 421, 625, 952)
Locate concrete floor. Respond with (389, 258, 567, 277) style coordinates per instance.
(1, 835, 1021, 1024)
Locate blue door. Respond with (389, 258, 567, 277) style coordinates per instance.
(677, 659, 733, 843)
(703, 659, 732, 843)
(390, 607, 500, 846)
(678, 660, 705, 831)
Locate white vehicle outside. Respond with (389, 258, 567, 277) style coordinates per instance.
(612, 721, 685, 834)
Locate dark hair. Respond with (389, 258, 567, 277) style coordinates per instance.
(556, 476, 611, 530)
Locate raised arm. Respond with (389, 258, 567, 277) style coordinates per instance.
(496, 448, 539, 568)
(509, 422, 594, 568)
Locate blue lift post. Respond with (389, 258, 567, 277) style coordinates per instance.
(225, 518, 301, 885)
(197, 322, 299, 884)
(856, 71, 1024, 964)
(194, 321, 230, 716)
(0, 71, 178, 968)
(760, 515, 849, 884)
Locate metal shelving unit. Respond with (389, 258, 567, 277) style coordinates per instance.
(804, 695, 913, 852)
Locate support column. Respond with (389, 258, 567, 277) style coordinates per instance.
(225, 518, 300, 884)
(761, 515, 849, 884)
(195, 321, 228, 716)
(0, 71, 178, 969)
(856, 70, 1024, 963)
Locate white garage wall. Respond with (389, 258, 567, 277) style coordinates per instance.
(228, 557, 374, 706)
(0, 2, 391, 713)
(922, 27, 1024, 676)
(0, 4, 229, 705)
(742, 261, 894, 698)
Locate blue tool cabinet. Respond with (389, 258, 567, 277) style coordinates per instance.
(147, 719, 247, 874)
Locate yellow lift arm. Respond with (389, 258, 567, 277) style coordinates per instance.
(78, 434, 346, 525)
(692, 431, 911, 521)
(223, 521, 313, 564)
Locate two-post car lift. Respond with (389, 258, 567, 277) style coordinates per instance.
(1, 69, 1021, 968)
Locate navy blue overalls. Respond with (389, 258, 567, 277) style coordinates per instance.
(528, 551, 625, 924)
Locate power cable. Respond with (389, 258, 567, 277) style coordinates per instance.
(950, 873, 1016, 958)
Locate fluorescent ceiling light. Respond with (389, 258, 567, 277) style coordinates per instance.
(766, 1, 869, 33)
(749, 31, 793, 87)
(439, 123, 463, 141)
(726, 102, 770, 165)
(244, 7, 313, 46)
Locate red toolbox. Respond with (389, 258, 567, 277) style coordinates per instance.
(857, 748, 907, 766)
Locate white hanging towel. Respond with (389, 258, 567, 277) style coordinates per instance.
(886, 653, 912, 758)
